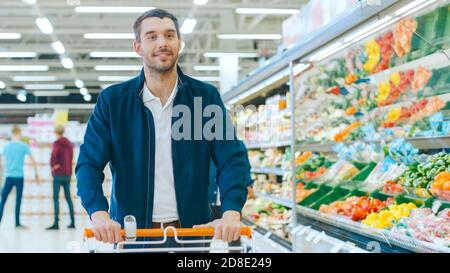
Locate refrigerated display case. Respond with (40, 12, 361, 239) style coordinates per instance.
(226, 0, 450, 253)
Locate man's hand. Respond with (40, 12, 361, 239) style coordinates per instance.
(193, 211, 243, 242)
(51, 164, 60, 171)
(91, 211, 123, 243)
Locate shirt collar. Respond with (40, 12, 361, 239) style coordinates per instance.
(142, 76, 179, 104)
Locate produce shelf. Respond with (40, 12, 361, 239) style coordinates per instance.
(254, 192, 294, 209)
(251, 167, 289, 176)
(242, 218, 292, 250)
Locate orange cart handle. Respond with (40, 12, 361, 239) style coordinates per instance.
(84, 226, 252, 239)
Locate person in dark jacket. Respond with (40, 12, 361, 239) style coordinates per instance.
(47, 125, 75, 230)
(76, 9, 249, 245)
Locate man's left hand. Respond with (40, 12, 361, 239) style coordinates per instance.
(193, 211, 243, 242)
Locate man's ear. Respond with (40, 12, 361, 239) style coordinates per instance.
(133, 40, 142, 57)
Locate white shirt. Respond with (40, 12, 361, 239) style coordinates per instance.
(142, 79, 179, 223)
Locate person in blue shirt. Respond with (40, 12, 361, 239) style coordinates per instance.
(0, 126, 40, 229)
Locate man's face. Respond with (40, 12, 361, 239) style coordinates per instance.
(134, 17, 181, 73)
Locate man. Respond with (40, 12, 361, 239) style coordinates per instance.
(47, 125, 75, 230)
(0, 126, 40, 229)
(76, 9, 249, 245)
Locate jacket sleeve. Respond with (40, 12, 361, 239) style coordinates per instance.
(75, 93, 111, 217)
(210, 89, 248, 214)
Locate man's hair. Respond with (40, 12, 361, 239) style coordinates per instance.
(133, 9, 180, 42)
(55, 125, 65, 136)
(11, 126, 21, 135)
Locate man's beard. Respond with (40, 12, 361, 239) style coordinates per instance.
(146, 52, 178, 74)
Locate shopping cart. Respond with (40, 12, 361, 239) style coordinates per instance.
(83, 216, 254, 253)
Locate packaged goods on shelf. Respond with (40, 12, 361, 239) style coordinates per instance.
(243, 197, 292, 240)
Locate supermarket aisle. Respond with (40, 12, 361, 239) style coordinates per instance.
(0, 200, 89, 253)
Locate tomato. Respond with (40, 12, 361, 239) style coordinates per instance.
(352, 207, 368, 221)
(357, 197, 371, 211)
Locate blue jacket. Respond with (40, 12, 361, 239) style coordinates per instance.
(209, 140, 253, 206)
(76, 66, 249, 228)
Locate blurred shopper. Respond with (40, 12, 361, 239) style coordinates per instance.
(47, 125, 75, 230)
(0, 126, 39, 229)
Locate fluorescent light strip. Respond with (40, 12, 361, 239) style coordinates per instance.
(75, 80, 85, 88)
(24, 84, 65, 90)
(61, 57, 74, 69)
(13, 76, 57, 82)
(217, 34, 282, 40)
(394, 0, 431, 16)
(35, 17, 54, 34)
(194, 0, 208, 5)
(0, 33, 21, 39)
(194, 66, 220, 71)
(95, 65, 142, 71)
(84, 33, 135, 39)
(98, 76, 133, 82)
(75, 6, 155, 13)
(33, 91, 70, 97)
(0, 52, 37, 58)
(204, 52, 258, 58)
(235, 8, 298, 15)
(90, 52, 140, 58)
(192, 76, 220, 82)
(181, 18, 197, 34)
(0, 80, 5, 89)
(80, 88, 88, 95)
(51, 41, 65, 55)
(0, 65, 48, 71)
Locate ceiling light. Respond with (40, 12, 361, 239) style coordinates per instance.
(90, 52, 140, 58)
(192, 76, 220, 82)
(235, 8, 299, 15)
(75, 6, 155, 13)
(84, 33, 135, 39)
(0, 65, 49, 71)
(61, 57, 74, 69)
(217, 34, 282, 40)
(0, 52, 37, 58)
(22, 0, 37, 4)
(194, 0, 208, 5)
(94, 65, 142, 71)
(14, 76, 57, 82)
(0, 80, 5, 89)
(17, 90, 27, 102)
(33, 91, 70, 97)
(24, 84, 65, 90)
(83, 94, 92, 102)
(80, 88, 89, 95)
(36, 17, 54, 34)
(194, 66, 221, 71)
(51, 41, 65, 55)
(98, 76, 133, 82)
(181, 18, 197, 34)
(204, 52, 258, 58)
(75, 80, 85, 88)
(0, 33, 21, 39)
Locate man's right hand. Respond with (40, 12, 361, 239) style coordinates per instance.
(91, 211, 123, 243)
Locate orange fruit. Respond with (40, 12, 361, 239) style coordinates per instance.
(435, 171, 450, 183)
(431, 181, 444, 190)
(443, 181, 450, 191)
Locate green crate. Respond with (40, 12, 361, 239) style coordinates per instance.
(370, 190, 394, 201)
(309, 186, 352, 210)
(298, 184, 333, 207)
(423, 196, 450, 212)
(395, 194, 425, 207)
(341, 162, 377, 191)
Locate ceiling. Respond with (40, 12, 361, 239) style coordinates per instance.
(0, 0, 307, 105)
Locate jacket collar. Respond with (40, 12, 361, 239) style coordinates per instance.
(134, 65, 187, 99)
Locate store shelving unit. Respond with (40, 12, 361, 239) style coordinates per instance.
(226, 0, 450, 253)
